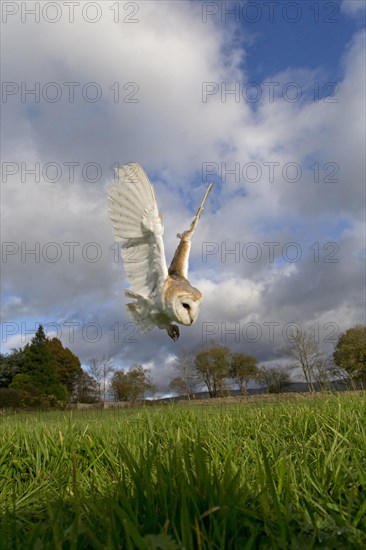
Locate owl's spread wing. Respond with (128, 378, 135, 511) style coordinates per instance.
(168, 239, 191, 280)
(168, 183, 214, 280)
(108, 163, 168, 297)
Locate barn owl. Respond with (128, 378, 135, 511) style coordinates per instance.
(108, 163, 213, 340)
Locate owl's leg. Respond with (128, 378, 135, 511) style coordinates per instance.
(167, 324, 180, 341)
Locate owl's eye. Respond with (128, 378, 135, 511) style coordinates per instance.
(182, 303, 190, 310)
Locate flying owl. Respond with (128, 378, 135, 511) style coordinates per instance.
(108, 163, 213, 340)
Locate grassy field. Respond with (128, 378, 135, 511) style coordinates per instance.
(0, 393, 365, 549)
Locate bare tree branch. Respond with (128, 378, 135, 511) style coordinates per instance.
(87, 354, 114, 404)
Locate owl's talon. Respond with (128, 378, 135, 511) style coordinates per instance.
(167, 324, 180, 341)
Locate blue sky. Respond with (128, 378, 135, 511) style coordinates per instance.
(240, 1, 359, 78)
(1, 0, 365, 393)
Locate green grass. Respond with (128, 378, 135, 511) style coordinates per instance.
(0, 393, 365, 549)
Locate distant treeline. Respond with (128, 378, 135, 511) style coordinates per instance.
(0, 324, 365, 409)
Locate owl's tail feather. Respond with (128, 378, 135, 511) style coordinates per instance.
(124, 290, 154, 333)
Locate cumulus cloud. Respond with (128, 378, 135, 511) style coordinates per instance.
(341, 0, 366, 17)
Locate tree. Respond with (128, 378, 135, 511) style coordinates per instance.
(87, 355, 114, 403)
(312, 356, 332, 391)
(284, 329, 323, 392)
(229, 353, 258, 395)
(111, 365, 155, 403)
(326, 357, 355, 389)
(110, 370, 129, 401)
(48, 338, 83, 395)
(169, 376, 189, 398)
(72, 371, 100, 403)
(10, 373, 38, 394)
(257, 365, 291, 394)
(0, 349, 24, 388)
(168, 350, 199, 399)
(194, 344, 230, 398)
(0, 326, 84, 407)
(333, 326, 366, 386)
(21, 326, 68, 401)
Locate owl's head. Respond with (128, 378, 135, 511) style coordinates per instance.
(164, 278, 203, 326)
(174, 291, 202, 326)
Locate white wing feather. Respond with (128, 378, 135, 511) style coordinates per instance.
(108, 163, 168, 299)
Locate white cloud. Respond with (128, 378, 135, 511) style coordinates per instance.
(1, 1, 247, 177)
(341, 0, 366, 17)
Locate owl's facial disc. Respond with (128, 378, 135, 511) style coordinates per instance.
(176, 294, 202, 326)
